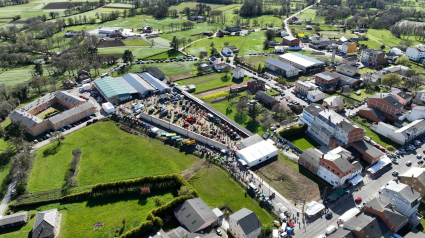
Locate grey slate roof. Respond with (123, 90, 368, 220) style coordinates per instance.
(229, 208, 262, 236)
(256, 91, 278, 104)
(324, 96, 345, 107)
(405, 228, 425, 238)
(0, 212, 27, 227)
(34, 209, 58, 230)
(300, 148, 322, 168)
(147, 67, 164, 77)
(365, 197, 408, 229)
(326, 228, 355, 238)
(9, 111, 42, 129)
(236, 134, 264, 149)
(20, 91, 84, 112)
(49, 102, 95, 124)
(351, 161, 363, 172)
(265, 58, 298, 71)
(304, 103, 325, 117)
(332, 157, 354, 173)
(33, 209, 58, 238)
(174, 197, 217, 232)
(353, 141, 384, 158)
(338, 64, 359, 72)
(370, 94, 403, 109)
(339, 120, 358, 133)
(360, 108, 386, 121)
(142, 228, 170, 238)
(344, 213, 393, 238)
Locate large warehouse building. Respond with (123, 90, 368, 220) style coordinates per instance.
(94, 77, 138, 104)
(236, 137, 278, 167)
(122, 73, 156, 97)
(278, 53, 324, 72)
(138, 72, 171, 94)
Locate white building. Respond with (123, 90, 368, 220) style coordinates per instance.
(275, 46, 285, 53)
(236, 140, 278, 167)
(214, 62, 227, 71)
(294, 81, 317, 95)
(375, 119, 425, 145)
(265, 58, 300, 77)
(280, 31, 287, 37)
(415, 90, 425, 103)
(307, 89, 325, 102)
(222, 47, 234, 57)
(379, 180, 421, 217)
(98, 26, 123, 34)
(229, 208, 262, 238)
(405, 106, 425, 122)
(233, 67, 244, 79)
(278, 53, 324, 72)
(341, 42, 356, 54)
(406, 44, 425, 61)
(317, 147, 355, 187)
(388, 47, 403, 56)
(300, 103, 325, 127)
(102, 102, 115, 114)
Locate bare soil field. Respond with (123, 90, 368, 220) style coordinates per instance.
(103, 6, 133, 9)
(42, 2, 83, 9)
(195, 80, 252, 98)
(252, 157, 321, 203)
(166, 73, 193, 82)
(97, 40, 126, 48)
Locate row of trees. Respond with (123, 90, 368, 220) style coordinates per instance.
(0, 0, 28, 7)
(390, 22, 425, 42)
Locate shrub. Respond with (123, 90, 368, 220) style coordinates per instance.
(177, 186, 194, 196)
(278, 124, 308, 137)
(153, 196, 166, 207)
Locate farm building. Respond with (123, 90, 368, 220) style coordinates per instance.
(255, 91, 279, 106)
(138, 72, 171, 94)
(94, 77, 139, 103)
(265, 58, 300, 77)
(174, 197, 218, 232)
(0, 212, 28, 228)
(282, 35, 300, 47)
(32, 209, 60, 238)
(236, 140, 278, 167)
(98, 26, 123, 34)
(146, 67, 165, 80)
(122, 73, 156, 97)
(278, 53, 324, 72)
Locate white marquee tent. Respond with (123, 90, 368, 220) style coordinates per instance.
(102, 102, 115, 114)
(305, 201, 325, 216)
(236, 140, 278, 167)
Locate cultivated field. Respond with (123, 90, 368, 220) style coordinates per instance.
(42, 2, 84, 9)
(189, 165, 274, 226)
(27, 121, 197, 192)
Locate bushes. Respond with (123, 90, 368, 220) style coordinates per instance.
(65, 148, 82, 188)
(278, 124, 308, 137)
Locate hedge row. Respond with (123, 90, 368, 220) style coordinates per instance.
(278, 124, 308, 137)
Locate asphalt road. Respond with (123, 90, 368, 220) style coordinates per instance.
(293, 143, 425, 238)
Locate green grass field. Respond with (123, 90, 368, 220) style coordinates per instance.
(123, 39, 152, 47)
(285, 133, 320, 150)
(0, 65, 34, 86)
(98, 46, 168, 60)
(296, 9, 325, 24)
(239, 55, 278, 67)
(177, 73, 223, 85)
(27, 121, 197, 192)
(169, 2, 225, 12)
(367, 29, 422, 47)
(194, 74, 250, 93)
(4, 189, 176, 238)
(189, 165, 274, 227)
(184, 31, 275, 56)
(145, 50, 185, 60)
(128, 61, 198, 77)
(351, 120, 401, 149)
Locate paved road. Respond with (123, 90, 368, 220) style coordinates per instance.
(283, 2, 318, 37)
(292, 143, 425, 237)
(0, 180, 16, 217)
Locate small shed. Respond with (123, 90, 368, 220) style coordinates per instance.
(0, 212, 28, 228)
(102, 102, 115, 114)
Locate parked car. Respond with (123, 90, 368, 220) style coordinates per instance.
(392, 170, 399, 176)
(406, 161, 412, 166)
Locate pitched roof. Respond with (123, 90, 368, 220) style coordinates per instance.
(365, 197, 408, 229)
(315, 71, 340, 81)
(49, 102, 95, 124)
(236, 134, 264, 149)
(0, 212, 27, 227)
(360, 108, 386, 121)
(337, 64, 359, 72)
(255, 91, 278, 104)
(324, 96, 345, 107)
(9, 110, 43, 129)
(283, 35, 297, 41)
(353, 141, 384, 158)
(362, 48, 385, 55)
(249, 80, 266, 87)
(304, 103, 325, 117)
(393, 89, 412, 100)
(385, 181, 421, 203)
(265, 58, 297, 71)
(323, 152, 354, 173)
(234, 67, 244, 73)
(405, 228, 425, 238)
(338, 120, 359, 133)
(174, 197, 217, 232)
(33, 209, 58, 231)
(147, 67, 164, 77)
(229, 208, 262, 235)
(139, 72, 170, 92)
(300, 148, 322, 168)
(344, 213, 393, 237)
(308, 90, 324, 96)
(326, 228, 355, 238)
(401, 168, 425, 186)
(370, 94, 403, 109)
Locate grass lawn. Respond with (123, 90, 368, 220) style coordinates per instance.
(367, 29, 423, 47)
(169, 2, 225, 11)
(184, 31, 276, 57)
(36, 104, 65, 120)
(189, 165, 274, 227)
(4, 189, 176, 238)
(123, 39, 152, 47)
(285, 133, 320, 150)
(145, 50, 185, 60)
(194, 74, 249, 93)
(345, 88, 381, 101)
(239, 55, 278, 68)
(128, 61, 198, 77)
(177, 73, 223, 85)
(98, 46, 168, 60)
(206, 91, 268, 135)
(351, 120, 401, 149)
(27, 121, 197, 192)
(0, 65, 34, 86)
(417, 202, 425, 232)
(357, 40, 383, 50)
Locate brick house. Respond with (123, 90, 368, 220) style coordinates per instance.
(298, 148, 323, 174)
(317, 149, 355, 187)
(352, 141, 383, 164)
(399, 168, 425, 199)
(314, 72, 340, 92)
(247, 80, 266, 91)
(360, 48, 388, 66)
(364, 198, 408, 233)
(367, 94, 404, 121)
(358, 108, 386, 122)
(282, 36, 300, 47)
(328, 121, 366, 148)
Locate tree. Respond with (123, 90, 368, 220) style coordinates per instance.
(31, 76, 44, 94)
(34, 63, 43, 76)
(210, 42, 215, 47)
(381, 73, 401, 89)
(395, 56, 410, 66)
(222, 65, 230, 76)
(405, 69, 416, 78)
(183, 7, 191, 16)
(405, 75, 425, 90)
(257, 64, 262, 73)
(49, 12, 59, 19)
(247, 103, 260, 121)
(178, 186, 194, 196)
(122, 50, 134, 63)
(224, 41, 229, 47)
(50, 131, 65, 147)
(380, 44, 385, 50)
(260, 112, 273, 129)
(265, 29, 276, 41)
(272, 103, 287, 120)
(362, 73, 374, 92)
(386, 145, 396, 152)
(235, 98, 247, 112)
(170, 36, 179, 50)
(7, 121, 27, 139)
(153, 196, 166, 206)
(263, 40, 269, 50)
(197, 66, 204, 76)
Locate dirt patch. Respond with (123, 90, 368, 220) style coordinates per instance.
(166, 73, 193, 82)
(180, 159, 208, 180)
(8, 21, 26, 24)
(97, 40, 125, 48)
(252, 158, 320, 203)
(102, 6, 133, 9)
(92, 222, 105, 229)
(43, 2, 84, 9)
(195, 80, 252, 98)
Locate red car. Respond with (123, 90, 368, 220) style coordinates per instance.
(374, 144, 380, 148)
(380, 147, 386, 152)
(355, 197, 362, 203)
(79, 95, 84, 98)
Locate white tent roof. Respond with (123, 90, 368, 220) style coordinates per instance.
(367, 156, 391, 173)
(102, 102, 114, 111)
(348, 174, 363, 186)
(236, 140, 278, 164)
(338, 208, 360, 223)
(305, 201, 325, 216)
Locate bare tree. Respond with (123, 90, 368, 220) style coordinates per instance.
(50, 131, 65, 147)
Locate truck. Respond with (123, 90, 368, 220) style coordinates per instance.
(166, 133, 176, 139)
(183, 140, 195, 145)
(272, 229, 279, 238)
(338, 208, 361, 224)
